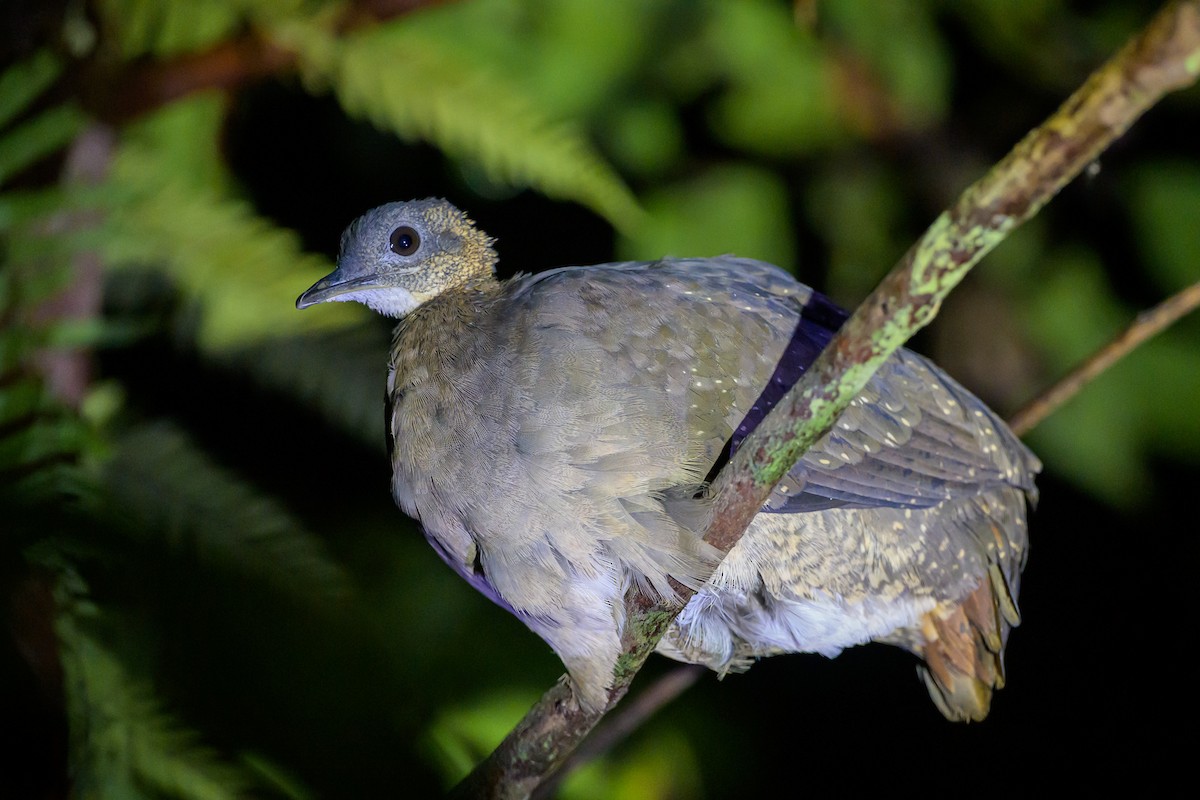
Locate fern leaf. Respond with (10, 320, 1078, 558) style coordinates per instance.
(100, 97, 361, 349)
(0, 195, 96, 503)
(0, 50, 63, 129)
(116, 92, 231, 194)
(0, 103, 89, 186)
(280, 19, 644, 230)
(57, 600, 256, 800)
(95, 0, 333, 59)
(96, 422, 354, 606)
(96, 0, 245, 59)
(102, 174, 361, 348)
(0, 385, 88, 466)
(0, 185, 77, 233)
(0, 379, 90, 503)
(78, 96, 356, 350)
(0, 52, 87, 186)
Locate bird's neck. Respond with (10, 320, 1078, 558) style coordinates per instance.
(389, 279, 503, 379)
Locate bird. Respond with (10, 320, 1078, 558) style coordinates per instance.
(297, 197, 1040, 721)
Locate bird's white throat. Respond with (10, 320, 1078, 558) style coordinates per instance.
(334, 287, 422, 318)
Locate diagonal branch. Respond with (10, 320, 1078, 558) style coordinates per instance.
(528, 665, 705, 800)
(451, 3, 1200, 798)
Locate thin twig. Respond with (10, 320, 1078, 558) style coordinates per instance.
(1009, 280, 1200, 437)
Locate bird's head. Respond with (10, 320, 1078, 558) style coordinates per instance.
(296, 198, 498, 318)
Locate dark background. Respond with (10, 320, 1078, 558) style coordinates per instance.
(4, 1, 1199, 797)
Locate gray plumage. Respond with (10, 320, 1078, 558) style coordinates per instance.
(297, 198, 1040, 719)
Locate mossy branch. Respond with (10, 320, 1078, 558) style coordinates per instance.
(450, 3, 1200, 798)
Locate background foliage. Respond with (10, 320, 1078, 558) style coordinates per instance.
(2, 0, 1198, 797)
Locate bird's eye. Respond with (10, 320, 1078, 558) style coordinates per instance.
(389, 226, 420, 256)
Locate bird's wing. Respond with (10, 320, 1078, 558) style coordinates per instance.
(512, 256, 1039, 513)
(505, 257, 1037, 722)
(504, 256, 811, 486)
(490, 256, 1038, 605)
(767, 347, 1040, 512)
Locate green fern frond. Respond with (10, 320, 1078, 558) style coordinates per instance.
(95, 0, 320, 59)
(97, 422, 354, 606)
(0, 49, 64, 128)
(57, 593, 256, 800)
(0, 185, 78, 232)
(102, 172, 360, 348)
(100, 98, 360, 349)
(0, 51, 88, 187)
(0, 89, 97, 505)
(0, 422, 91, 507)
(280, 18, 644, 230)
(0, 248, 95, 503)
(0, 378, 89, 468)
(115, 92, 231, 194)
(0, 103, 89, 186)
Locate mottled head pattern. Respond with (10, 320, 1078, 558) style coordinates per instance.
(296, 198, 498, 318)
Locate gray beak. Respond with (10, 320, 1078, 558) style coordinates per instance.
(296, 275, 334, 309)
(296, 267, 381, 309)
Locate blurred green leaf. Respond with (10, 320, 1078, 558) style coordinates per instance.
(823, 0, 950, 126)
(0, 104, 89, 186)
(601, 100, 685, 179)
(1128, 161, 1200, 293)
(972, 215, 1050, 292)
(58, 600, 258, 800)
(384, 0, 654, 123)
(1023, 252, 1149, 503)
(97, 422, 354, 607)
(96, 0, 318, 59)
(703, 0, 842, 155)
(561, 730, 701, 800)
(477, 0, 650, 120)
(513, 0, 646, 118)
(101, 176, 355, 349)
(0, 50, 63, 128)
(804, 158, 905, 305)
(239, 752, 315, 800)
(1129, 336, 1200, 460)
(0, 186, 75, 233)
(1026, 372, 1145, 503)
(0, 399, 91, 494)
(120, 92, 230, 195)
(423, 691, 701, 800)
(423, 691, 540, 787)
(101, 98, 359, 349)
(0, 377, 47, 424)
(98, 0, 241, 58)
(619, 163, 795, 269)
